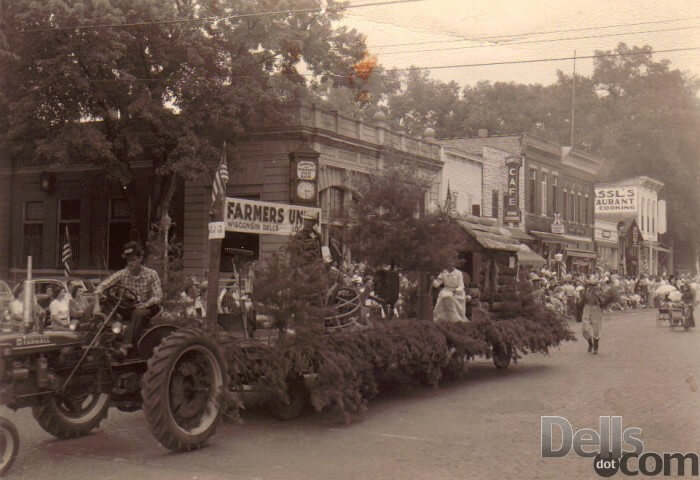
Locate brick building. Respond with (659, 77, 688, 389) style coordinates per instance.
(177, 104, 444, 277)
(439, 133, 603, 273)
(0, 104, 442, 282)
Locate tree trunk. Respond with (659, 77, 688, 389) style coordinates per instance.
(153, 174, 178, 224)
(416, 271, 433, 321)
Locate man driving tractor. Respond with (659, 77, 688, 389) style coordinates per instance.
(94, 241, 162, 356)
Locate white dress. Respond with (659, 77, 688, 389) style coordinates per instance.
(433, 269, 468, 322)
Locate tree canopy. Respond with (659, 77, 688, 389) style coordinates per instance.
(345, 157, 464, 273)
(0, 0, 369, 223)
(326, 43, 700, 271)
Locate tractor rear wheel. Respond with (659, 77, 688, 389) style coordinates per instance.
(141, 328, 227, 452)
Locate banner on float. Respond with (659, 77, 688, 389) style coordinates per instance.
(224, 197, 321, 236)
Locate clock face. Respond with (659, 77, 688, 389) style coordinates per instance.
(296, 181, 316, 200)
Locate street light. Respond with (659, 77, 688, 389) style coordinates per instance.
(554, 253, 564, 281)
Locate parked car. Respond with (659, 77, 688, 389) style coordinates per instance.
(0, 280, 13, 315)
(11, 277, 98, 309)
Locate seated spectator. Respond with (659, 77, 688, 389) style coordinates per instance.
(69, 284, 91, 320)
(180, 283, 198, 318)
(49, 287, 71, 328)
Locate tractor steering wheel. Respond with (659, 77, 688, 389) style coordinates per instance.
(104, 284, 139, 310)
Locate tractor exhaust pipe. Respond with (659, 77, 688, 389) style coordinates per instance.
(22, 256, 34, 331)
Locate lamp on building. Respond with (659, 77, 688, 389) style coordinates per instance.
(554, 253, 564, 281)
(39, 172, 55, 193)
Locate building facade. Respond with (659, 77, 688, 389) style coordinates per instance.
(439, 133, 603, 273)
(594, 219, 620, 273)
(0, 161, 182, 281)
(435, 140, 484, 216)
(181, 104, 443, 277)
(595, 176, 669, 276)
(1, 104, 442, 282)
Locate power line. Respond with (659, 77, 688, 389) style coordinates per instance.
(20, 0, 424, 33)
(382, 46, 700, 72)
(378, 24, 700, 56)
(80, 46, 700, 83)
(369, 15, 700, 50)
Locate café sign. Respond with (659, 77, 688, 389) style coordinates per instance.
(594, 187, 637, 214)
(504, 156, 522, 223)
(225, 197, 321, 236)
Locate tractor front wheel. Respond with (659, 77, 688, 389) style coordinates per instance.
(0, 416, 19, 476)
(33, 387, 110, 439)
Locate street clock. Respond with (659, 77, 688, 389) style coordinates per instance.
(289, 139, 320, 205)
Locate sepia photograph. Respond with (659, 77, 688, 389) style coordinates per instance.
(0, 0, 698, 478)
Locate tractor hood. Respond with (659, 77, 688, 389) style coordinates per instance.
(0, 330, 84, 355)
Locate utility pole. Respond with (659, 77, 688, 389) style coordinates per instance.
(571, 50, 576, 147)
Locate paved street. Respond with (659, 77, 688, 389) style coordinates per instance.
(4, 308, 699, 480)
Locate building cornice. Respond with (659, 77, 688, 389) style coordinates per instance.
(9, 160, 153, 175)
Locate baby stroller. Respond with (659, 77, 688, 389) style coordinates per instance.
(669, 301, 693, 331)
(657, 300, 671, 326)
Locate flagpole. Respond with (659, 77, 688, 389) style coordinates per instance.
(206, 142, 227, 327)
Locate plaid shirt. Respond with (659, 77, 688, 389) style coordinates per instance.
(98, 266, 162, 308)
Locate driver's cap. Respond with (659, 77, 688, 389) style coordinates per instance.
(121, 241, 144, 259)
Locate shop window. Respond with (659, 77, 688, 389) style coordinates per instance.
(321, 187, 350, 223)
(562, 189, 567, 220)
(528, 169, 536, 213)
(491, 190, 499, 218)
(647, 200, 651, 234)
(57, 199, 80, 267)
(570, 191, 575, 221)
(577, 193, 582, 223)
(23, 201, 44, 266)
(541, 172, 548, 216)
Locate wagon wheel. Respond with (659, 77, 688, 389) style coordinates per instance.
(325, 288, 360, 329)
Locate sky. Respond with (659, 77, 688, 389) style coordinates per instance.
(341, 0, 700, 87)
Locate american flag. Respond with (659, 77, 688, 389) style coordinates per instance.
(211, 144, 229, 209)
(61, 225, 72, 276)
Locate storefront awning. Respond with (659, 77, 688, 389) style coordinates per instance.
(529, 231, 578, 244)
(562, 234, 593, 245)
(595, 239, 618, 247)
(453, 215, 522, 253)
(517, 247, 547, 267)
(506, 228, 534, 242)
(566, 249, 597, 259)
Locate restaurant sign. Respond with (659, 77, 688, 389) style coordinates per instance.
(504, 156, 522, 223)
(225, 198, 321, 236)
(594, 187, 637, 214)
